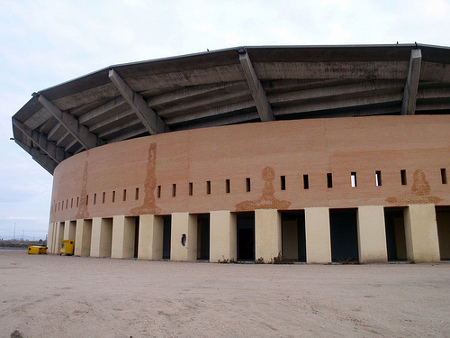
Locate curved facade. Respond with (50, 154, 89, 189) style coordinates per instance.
(11, 44, 450, 263)
(47, 115, 450, 263)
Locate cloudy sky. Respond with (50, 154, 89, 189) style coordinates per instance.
(0, 0, 449, 240)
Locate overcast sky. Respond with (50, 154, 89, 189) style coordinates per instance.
(0, 0, 449, 240)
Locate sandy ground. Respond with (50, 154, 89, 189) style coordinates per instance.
(0, 250, 449, 338)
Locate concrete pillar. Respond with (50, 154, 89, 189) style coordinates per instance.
(255, 209, 281, 262)
(47, 223, 54, 254)
(305, 207, 331, 264)
(138, 214, 164, 260)
(111, 215, 136, 259)
(404, 204, 440, 263)
(55, 222, 64, 254)
(74, 219, 92, 256)
(171, 212, 198, 261)
(357, 206, 388, 263)
(210, 210, 237, 262)
(63, 220, 76, 241)
(90, 217, 113, 258)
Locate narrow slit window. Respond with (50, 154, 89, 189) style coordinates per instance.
(246, 178, 251, 192)
(135, 188, 139, 200)
(76, 197, 79, 207)
(71, 198, 73, 208)
(351, 172, 357, 187)
(441, 168, 447, 184)
(375, 171, 382, 186)
(58, 202, 60, 211)
(189, 182, 193, 196)
(172, 184, 176, 197)
(206, 181, 211, 195)
(303, 174, 309, 189)
(327, 173, 333, 188)
(93, 194, 97, 205)
(112, 191, 116, 203)
(66, 199, 68, 209)
(102, 192, 106, 203)
(123, 189, 127, 201)
(86, 195, 89, 205)
(226, 179, 230, 193)
(157, 185, 161, 198)
(281, 176, 286, 190)
(401, 170, 407, 185)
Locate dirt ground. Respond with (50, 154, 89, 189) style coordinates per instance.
(0, 250, 449, 337)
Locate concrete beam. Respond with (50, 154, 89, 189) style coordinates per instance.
(166, 99, 255, 125)
(13, 119, 65, 164)
(36, 94, 100, 149)
(98, 119, 141, 138)
(156, 90, 252, 118)
(274, 92, 403, 116)
(239, 51, 275, 122)
(15, 139, 56, 174)
(146, 81, 247, 107)
(47, 122, 61, 141)
(109, 69, 169, 134)
(107, 127, 148, 143)
(89, 109, 135, 133)
(402, 49, 422, 115)
(269, 80, 403, 104)
(78, 97, 127, 124)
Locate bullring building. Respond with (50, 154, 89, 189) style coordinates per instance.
(12, 44, 450, 263)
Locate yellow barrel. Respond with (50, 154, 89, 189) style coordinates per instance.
(28, 246, 41, 254)
(60, 240, 75, 255)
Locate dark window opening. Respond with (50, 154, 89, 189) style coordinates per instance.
(206, 181, 211, 195)
(441, 168, 447, 184)
(226, 179, 230, 193)
(93, 194, 97, 205)
(327, 173, 333, 188)
(281, 176, 286, 190)
(86, 195, 89, 205)
(303, 174, 309, 189)
(102, 192, 105, 203)
(71, 198, 73, 208)
(246, 178, 251, 192)
(401, 170, 407, 185)
(112, 191, 115, 203)
(189, 182, 193, 196)
(123, 189, 127, 201)
(135, 188, 139, 200)
(172, 184, 176, 197)
(157, 185, 161, 198)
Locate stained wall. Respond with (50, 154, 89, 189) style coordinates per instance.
(50, 115, 450, 223)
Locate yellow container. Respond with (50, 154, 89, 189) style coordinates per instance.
(60, 240, 75, 255)
(28, 246, 47, 254)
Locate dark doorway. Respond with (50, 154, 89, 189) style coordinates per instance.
(197, 214, 210, 260)
(281, 211, 306, 262)
(162, 216, 171, 259)
(134, 217, 139, 258)
(237, 212, 255, 261)
(329, 209, 359, 262)
(384, 208, 407, 261)
(436, 206, 450, 260)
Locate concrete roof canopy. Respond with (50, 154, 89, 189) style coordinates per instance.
(11, 44, 450, 174)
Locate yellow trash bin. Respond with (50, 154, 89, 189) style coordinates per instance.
(28, 246, 47, 254)
(60, 240, 75, 256)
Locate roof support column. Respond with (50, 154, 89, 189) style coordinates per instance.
(238, 49, 275, 122)
(401, 49, 422, 115)
(109, 69, 169, 134)
(35, 94, 100, 149)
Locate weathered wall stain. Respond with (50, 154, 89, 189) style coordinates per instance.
(131, 143, 161, 215)
(75, 158, 90, 219)
(235, 166, 291, 211)
(386, 169, 442, 204)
